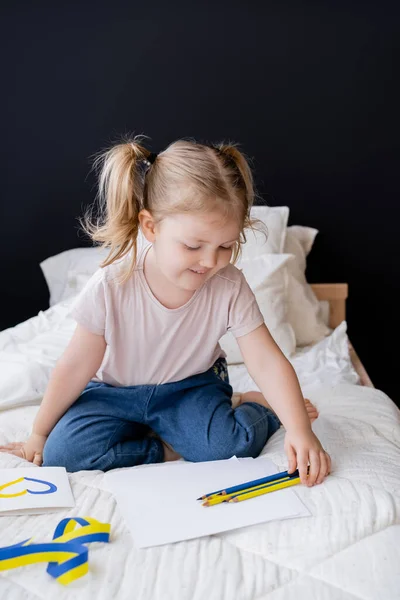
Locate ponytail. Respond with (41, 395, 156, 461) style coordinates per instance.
(209, 143, 265, 262)
(80, 136, 155, 282)
(212, 143, 255, 209)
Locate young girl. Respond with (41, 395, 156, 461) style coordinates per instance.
(1, 137, 330, 487)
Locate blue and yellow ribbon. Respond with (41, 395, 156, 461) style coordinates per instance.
(0, 517, 111, 585)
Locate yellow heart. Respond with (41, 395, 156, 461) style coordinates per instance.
(0, 477, 27, 498)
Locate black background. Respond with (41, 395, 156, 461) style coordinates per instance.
(1, 2, 399, 404)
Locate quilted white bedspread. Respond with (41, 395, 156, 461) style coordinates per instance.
(0, 300, 400, 599)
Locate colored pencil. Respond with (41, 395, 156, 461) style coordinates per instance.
(202, 476, 293, 506)
(227, 477, 301, 503)
(197, 468, 301, 501)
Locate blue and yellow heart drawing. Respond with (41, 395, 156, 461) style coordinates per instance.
(0, 476, 57, 498)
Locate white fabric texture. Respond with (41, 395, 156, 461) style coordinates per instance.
(228, 321, 360, 395)
(40, 246, 109, 306)
(0, 311, 400, 599)
(242, 205, 289, 259)
(284, 226, 331, 346)
(219, 254, 296, 362)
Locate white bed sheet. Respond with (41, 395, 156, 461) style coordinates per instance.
(0, 301, 400, 599)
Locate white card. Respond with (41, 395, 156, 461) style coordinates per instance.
(0, 467, 75, 515)
(105, 456, 310, 548)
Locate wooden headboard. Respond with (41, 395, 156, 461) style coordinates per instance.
(311, 283, 348, 329)
(311, 283, 374, 388)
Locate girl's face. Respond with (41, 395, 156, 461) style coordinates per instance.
(145, 211, 241, 292)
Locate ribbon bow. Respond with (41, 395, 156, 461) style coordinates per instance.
(0, 516, 111, 585)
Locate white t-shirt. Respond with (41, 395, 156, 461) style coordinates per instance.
(69, 242, 264, 386)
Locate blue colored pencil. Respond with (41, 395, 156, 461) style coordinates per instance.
(202, 476, 295, 506)
(203, 476, 302, 506)
(197, 468, 300, 501)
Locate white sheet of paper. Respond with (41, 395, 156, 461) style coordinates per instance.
(0, 467, 75, 515)
(105, 456, 311, 548)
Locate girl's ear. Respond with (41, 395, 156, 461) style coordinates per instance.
(138, 209, 157, 243)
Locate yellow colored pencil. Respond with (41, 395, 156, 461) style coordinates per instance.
(202, 476, 292, 507)
(228, 477, 301, 503)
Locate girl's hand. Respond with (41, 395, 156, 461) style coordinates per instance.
(284, 428, 331, 486)
(0, 433, 48, 466)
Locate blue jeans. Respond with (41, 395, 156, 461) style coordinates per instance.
(42, 358, 281, 472)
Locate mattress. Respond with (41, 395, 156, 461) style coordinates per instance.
(0, 299, 400, 599)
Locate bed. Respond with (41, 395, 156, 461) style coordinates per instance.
(1, 207, 399, 599)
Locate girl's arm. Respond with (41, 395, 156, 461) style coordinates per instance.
(32, 323, 107, 436)
(236, 323, 331, 486)
(0, 324, 107, 465)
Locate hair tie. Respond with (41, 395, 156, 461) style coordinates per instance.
(143, 152, 158, 167)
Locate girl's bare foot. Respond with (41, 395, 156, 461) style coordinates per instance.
(161, 440, 181, 462)
(233, 392, 319, 424)
(304, 399, 319, 423)
(148, 430, 181, 461)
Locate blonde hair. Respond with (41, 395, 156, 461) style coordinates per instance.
(81, 135, 267, 282)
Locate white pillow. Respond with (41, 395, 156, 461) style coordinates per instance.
(240, 206, 289, 260)
(284, 226, 331, 346)
(219, 254, 296, 364)
(40, 247, 109, 306)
